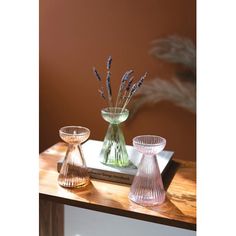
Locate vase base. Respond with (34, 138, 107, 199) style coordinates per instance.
(128, 193, 165, 206)
(58, 175, 90, 188)
(100, 159, 136, 168)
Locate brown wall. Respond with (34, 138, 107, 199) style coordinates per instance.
(40, 0, 196, 161)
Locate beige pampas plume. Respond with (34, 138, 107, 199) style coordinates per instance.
(130, 35, 196, 116)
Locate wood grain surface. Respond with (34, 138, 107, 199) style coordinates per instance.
(39, 142, 196, 230)
(39, 199, 64, 236)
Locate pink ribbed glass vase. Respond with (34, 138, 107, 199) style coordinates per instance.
(129, 135, 166, 206)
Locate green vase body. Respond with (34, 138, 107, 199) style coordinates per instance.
(100, 107, 130, 167)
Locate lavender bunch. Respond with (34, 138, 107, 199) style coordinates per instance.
(93, 56, 147, 112)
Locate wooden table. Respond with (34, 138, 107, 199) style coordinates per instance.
(39, 142, 196, 235)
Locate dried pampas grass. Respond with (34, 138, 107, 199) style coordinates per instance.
(130, 35, 196, 116)
(130, 78, 196, 115)
(150, 35, 196, 71)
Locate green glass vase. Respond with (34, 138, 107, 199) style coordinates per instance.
(100, 107, 130, 167)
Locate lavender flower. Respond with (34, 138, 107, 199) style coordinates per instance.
(120, 72, 148, 112)
(137, 72, 148, 88)
(93, 67, 102, 82)
(98, 89, 106, 100)
(115, 70, 134, 107)
(130, 72, 147, 96)
(118, 76, 134, 107)
(107, 56, 112, 70)
(126, 76, 134, 92)
(106, 71, 112, 97)
(121, 70, 133, 82)
(130, 83, 138, 96)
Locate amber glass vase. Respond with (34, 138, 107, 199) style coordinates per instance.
(58, 126, 90, 188)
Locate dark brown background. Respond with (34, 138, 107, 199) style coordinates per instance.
(39, 0, 196, 161)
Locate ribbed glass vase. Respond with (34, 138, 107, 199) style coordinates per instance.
(99, 107, 130, 167)
(129, 135, 166, 206)
(58, 126, 90, 188)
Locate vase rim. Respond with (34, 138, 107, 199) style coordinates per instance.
(102, 107, 129, 114)
(133, 135, 166, 146)
(59, 126, 90, 136)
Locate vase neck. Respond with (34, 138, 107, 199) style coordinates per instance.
(68, 143, 78, 149)
(109, 122, 121, 125)
(138, 154, 160, 174)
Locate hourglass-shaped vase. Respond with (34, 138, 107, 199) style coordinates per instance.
(58, 126, 90, 188)
(129, 135, 166, 206)
(100, 107, 130, 167)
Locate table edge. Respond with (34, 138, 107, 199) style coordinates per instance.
(39, 193, 196, 231)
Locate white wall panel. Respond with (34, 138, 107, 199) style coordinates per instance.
(65, 205, 196, 236)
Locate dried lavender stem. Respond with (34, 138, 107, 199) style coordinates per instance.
(115, 73, 127, 108)
(98, 89, 106, 100)
(118, 76, 134, 107)
(93, 67, 110, 107)
(121, 72, 147, 112)
(106, 71, 113, 108)
(115, 70, 133, 109)
(99, 84, 106, 100)
(121, 85, 137, 112)
(114, 72, 125, 107)
(107, 56, 112, 70)
(105, 57, 114, 109)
